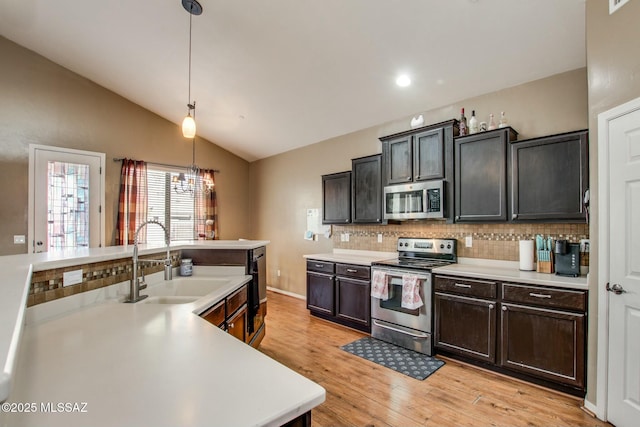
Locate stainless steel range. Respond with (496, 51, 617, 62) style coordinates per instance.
(371, 237, 457, 356)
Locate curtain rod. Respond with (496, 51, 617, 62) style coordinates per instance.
(112, 157, 219, 173)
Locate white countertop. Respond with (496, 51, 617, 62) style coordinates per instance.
(433, 259, 588, 291)
(304, 249, 396, 266)
(2, 272, 324, 427)
(1, 240, 326, 426)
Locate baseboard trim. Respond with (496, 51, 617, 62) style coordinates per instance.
(267, 286, 305, 301)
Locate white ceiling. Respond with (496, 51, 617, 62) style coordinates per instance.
(0, 0, 586, 162)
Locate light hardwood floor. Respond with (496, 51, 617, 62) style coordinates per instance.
(259, 291, 611, 427)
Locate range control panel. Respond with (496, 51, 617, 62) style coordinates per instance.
(396, 237, 456, 256)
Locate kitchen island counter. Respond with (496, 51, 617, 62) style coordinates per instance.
(1, 240, 326, 426)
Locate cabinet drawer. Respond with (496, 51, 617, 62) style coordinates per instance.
(336, 263, 370, 280)
(201, 300, 225, 327)
(306, 260, 335, 274)
(434, 275, 497, 299)
(226, 285, 248, 316)
(501, 283, 586, 312)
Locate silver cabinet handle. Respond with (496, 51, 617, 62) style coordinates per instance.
(228, 322, 234, 329)
(502, 306, 507, 311)
(489, 304, 494, 309)
(606, 283, 626, 295)
(346, 268, 358, 273)
(315, 264, 324, 268)
(529, 292, 552, 299)
(454, 283, 472, 288)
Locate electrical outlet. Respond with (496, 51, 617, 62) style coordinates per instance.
(277, 269, 281, 277)
(580, 239, 590, 253)
(377, 234, 383, 243)
(465, 236, 473, 247)
(344, 233, 349, 242)
(13, 235, 25, 244)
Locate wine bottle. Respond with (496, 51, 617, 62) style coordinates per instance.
(459, 108, 467, 136)
(469, 110, 478, 134)
(498, 111, 508, 128)
(488, 113, 497, 130)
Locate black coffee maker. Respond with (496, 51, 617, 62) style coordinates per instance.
(554, 240, 580, 277)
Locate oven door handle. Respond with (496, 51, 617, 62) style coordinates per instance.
(372, 320, 429, 339)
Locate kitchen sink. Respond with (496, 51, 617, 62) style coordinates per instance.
(139, 296, 200, 304)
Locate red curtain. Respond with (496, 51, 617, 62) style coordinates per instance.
(196, 169, 218, 240)
(116, 159, 148, 245)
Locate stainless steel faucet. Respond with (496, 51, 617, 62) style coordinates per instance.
(125, 219, 173, 303)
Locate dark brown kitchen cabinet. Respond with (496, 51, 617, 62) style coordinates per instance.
(433, 274, 587, 396)
(499, 282, 586, 390)
(306, 261, 335, 315)
(434, 276, 498, 363)
(322, 171, 351, 224)
(227, 304, 247, 342)
(380, 120, 457, 220)
(383, 134, 413, 185)
(381, 121, 457, 186)
(454, 127, 518, 222)
(414, 127, 445, 181)
(509, 130, 589, 222)
(352, 154, 383, 224)
(306, 260, 371, 332)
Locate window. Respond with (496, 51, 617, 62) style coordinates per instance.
(146, 167, 198, 243)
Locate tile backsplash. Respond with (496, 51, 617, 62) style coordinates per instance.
(28, 251, 181, 307)
(332, 222, 589, 265)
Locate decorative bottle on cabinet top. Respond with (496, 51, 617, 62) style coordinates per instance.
(498, 111, 508, 128)
(469, 110, 478, 134)
(488, 113, 497, 130)
(459, 108, 467, 136)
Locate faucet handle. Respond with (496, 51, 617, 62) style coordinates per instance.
(138, 283, 147, 291)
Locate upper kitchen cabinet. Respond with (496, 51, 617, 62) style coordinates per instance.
(322, 171, 351, 224)
(380, 119, 458, 220)
(455, 127, 518, 222)
(352, 154, 383, 224)
(509, 130, 589, 222)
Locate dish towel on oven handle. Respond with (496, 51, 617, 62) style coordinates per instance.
(370, 270, 389, 300)
(401, 274, 423, 309)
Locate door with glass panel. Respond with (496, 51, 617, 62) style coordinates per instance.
(29, 145, 105, 253)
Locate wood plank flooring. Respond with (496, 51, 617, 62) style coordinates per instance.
(259, 291, 610, 427)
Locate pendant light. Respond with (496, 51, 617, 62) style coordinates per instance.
(181, 0, 202, 138)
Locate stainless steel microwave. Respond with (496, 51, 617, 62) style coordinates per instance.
(383, 181, 444, 220)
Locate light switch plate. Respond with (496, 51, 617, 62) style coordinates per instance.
(63, 269, 83, 287)
(465, 236, 473, 247)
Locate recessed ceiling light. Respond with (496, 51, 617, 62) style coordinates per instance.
(396, 75, 411, 87)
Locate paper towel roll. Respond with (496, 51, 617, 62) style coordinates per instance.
(519, 240, 535, 271)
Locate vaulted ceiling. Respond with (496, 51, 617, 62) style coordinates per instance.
(0, 0, 586, 161)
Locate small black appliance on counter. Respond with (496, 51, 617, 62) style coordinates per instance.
(554, 240, 580, 277)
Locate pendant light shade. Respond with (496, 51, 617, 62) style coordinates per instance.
(182, 113, 196, 138)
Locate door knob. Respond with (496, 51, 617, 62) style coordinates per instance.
(606, 283, 626, 295)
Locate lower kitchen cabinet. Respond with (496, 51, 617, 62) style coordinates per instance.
(434, 274, 587, 396)
(434, 275, 498, 364)
(306, 259, 371, 332)
(434, 293, 496, 364)
(199, 284, 250, 344)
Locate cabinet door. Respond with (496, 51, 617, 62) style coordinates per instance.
(352, 155, 382, 224)
(227, 304, 247, 343)
(306, 272, 335, 315)
(335, 277, 370, 328)
(500, 302, 585, 389)
(384, 135, 413, 185)
(455, 129, 512, 222)
(414, 128, 444, 181)
(434, 292, 497, 363)
(510, 130, 588, 222)
(322, 171, 351, 224)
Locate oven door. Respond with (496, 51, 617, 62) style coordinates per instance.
(371, 267, 431, 332)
